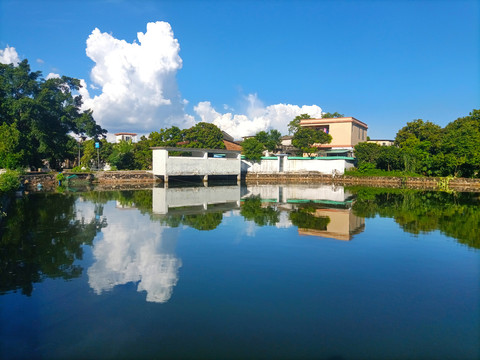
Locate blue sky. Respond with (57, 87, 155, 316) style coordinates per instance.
(1, 0, 479, 139)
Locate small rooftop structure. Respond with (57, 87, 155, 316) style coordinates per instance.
(115, 132, 137, 143)
(367, 139, 395, 146)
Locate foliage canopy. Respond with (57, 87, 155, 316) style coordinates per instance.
(0, 60, 106, 170)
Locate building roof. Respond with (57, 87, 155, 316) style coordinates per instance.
(223, 139, 242, 151)
(114, 132, 137, 136)
(222, 131, 234, 142)
(300, 117, 368, 129)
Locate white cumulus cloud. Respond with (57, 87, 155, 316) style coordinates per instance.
(45, 72, 60, 80)
(80, 21, 194, 135)
(77, 21, 325, 138)
(194, 93, 324, 138)
(0, 46, 20, 65)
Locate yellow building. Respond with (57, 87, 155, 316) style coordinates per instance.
(299, 117, 368, 150)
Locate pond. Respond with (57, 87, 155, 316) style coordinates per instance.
(1, 184, 479, 359)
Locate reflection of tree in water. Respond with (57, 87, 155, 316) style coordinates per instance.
(289, 206, 330, 230)
(350, 187, 480, 249)
(158, 212, 223, 231)
(0, 193, 106, 296)
(82, 189, 224, 231)
(240, 196, 280, 226)
(183, 213, 223, 231)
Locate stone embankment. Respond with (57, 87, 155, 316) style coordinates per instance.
(244, 173, 480, 191)
(17, 171, 480, 191)
(94, 171, 156, 184)
(20, 171, 157, 191)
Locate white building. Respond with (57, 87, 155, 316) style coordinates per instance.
(115, 132, 137, 143)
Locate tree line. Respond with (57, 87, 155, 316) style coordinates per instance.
(0, 60, 106, 170)
(1, 58, 478, 177)
(354, 110, 480, 178)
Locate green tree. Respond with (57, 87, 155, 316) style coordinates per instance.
(242, 137, 264, 161)
(184, 122, 225, 149)
(255, 129, 282, 152)
(0, 122, 24, 169)
(288, 113, 311, 135)
(354, 142, 382, 167)
(109, 140, 136, 170)
(394, 119, 442, 175)
(439, 109, 480, 177)
(80, 139, 113, 169)
(0, 60, 106, 169)
(377, 145, 403, 171)
(322, 112, 344, 118)
(395, 119, 442, 147)
(292, 127, 332, 155)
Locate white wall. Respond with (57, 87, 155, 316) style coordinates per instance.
(152, 149, 241, 177)
(242, 157, 355, 175)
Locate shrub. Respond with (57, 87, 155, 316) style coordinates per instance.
(0, 170, 20, 193)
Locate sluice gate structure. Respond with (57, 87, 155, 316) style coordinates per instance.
(151, 147, 242, 184)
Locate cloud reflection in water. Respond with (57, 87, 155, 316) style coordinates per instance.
(88, 205, 181, 303)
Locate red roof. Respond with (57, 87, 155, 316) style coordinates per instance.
(223, 140, 242, 151)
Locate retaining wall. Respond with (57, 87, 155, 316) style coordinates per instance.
(244, 173, 480, 190)
(17, 171, 480, 191)
(94, 171, 157, 183)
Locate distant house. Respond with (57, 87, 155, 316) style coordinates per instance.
(115, 132, 137, 143)
(279, 135, 296, 155)
(367, 139, 395, 146)
(300, 117, 368, 154)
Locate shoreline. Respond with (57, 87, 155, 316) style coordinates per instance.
(18, 171, 480, 192)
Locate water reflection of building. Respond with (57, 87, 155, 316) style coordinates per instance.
(152, 185, 241, 215)
(298, 208, 365, 241)
(243, 184, 353, 204)
(243, 184, 365, 241)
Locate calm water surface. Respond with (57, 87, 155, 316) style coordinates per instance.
(1, 184, 479, 359)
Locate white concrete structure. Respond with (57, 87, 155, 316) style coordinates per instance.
(152, 185, 241, 214)
(152, 147, 242, 183)
(242, 156, 355, 175)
